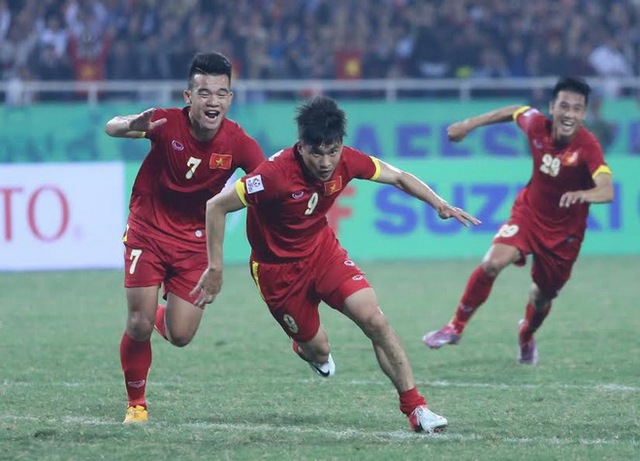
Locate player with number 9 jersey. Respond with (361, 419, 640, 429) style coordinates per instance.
(238, 145, 378, 263)
(192, 96, 480, 433)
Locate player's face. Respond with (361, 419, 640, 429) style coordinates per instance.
(298, 141, 343, 181)
(184, 73, 233, 139)
(549, 90, 587, 144)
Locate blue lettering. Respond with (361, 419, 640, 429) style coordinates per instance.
(483, 125, 522, 157)
(629, 121, 640, 154)
(352, 124, 383, 158)
(374, 187, 417, 234)
(440, 125, 472, 157)
(396, 124, 430, 158)
(424, 184, 463, 233)
(468, 184, 512, 232)
(587, 183, 622, 231)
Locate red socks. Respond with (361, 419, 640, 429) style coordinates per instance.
(399, 387, 427, 416)
(451, 266, 496, 332)
(120, 332, 152, 408)
(519, 302, 552, 342)
(154, 304, 168, 340)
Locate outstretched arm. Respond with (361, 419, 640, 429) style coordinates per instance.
(559, 171, 614, 207)
(104, 108, 167, 138)
(447, 105, 523, 142)
(373, 159, 481, 227)
(191, 185, 247, 308)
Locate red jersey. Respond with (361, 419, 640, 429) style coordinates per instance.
(513, 106, 611, 246)
(235, 145, 380, 262)
(128, 107, 264, 250)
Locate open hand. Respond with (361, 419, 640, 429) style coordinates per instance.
(129, 108, 167, 132)
(436, 203, 482, 227)
(190, 267, 223, 309)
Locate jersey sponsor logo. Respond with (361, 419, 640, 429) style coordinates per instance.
(209, 153, 232, 170)
(268, 149, 284, 161)
(246, 175, 264, 194)
(323, 176, 342, 196)
(292, 190, 305, 199)
(171, 140, 185, 151)
(563, 149, 580, 165)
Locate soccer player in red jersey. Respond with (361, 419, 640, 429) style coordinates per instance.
(422, 77, 614, 364)
(105, 52, 265, 423)
(191, 96, 480, 433)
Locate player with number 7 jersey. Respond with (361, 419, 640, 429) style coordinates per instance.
(105, 52, 264, 424)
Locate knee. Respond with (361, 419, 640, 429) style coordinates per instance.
(127, 312, 154, 340)
(528, 284, 552, 310)
(168, 333, 193, 348)
(480, 258, 504, 278)
(360, 309, 391, 339)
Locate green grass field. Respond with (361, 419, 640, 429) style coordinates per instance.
(1, 256, 639, 461)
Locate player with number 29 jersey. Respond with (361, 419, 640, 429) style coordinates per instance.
(508, 106, 611, 249)
(422, 77, 614, 364)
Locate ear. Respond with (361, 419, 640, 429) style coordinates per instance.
(183, 89, 191, 104)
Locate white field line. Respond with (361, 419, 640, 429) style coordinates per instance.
(0, 414, 623, 446)
(2, 379, 638, 392)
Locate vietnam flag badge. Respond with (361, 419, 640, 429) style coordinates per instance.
(323, 176, 343, 195)
(209, 153, 232, 170)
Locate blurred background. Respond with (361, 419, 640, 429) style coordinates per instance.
(1, 0, 639, 271)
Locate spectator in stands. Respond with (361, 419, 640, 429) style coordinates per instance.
(3, 0, 640, 87)
(0, 0, 10, 43)
(30, 42, 73, 94)
(37, 11, 69, 59)
(588, 33, 634, 78)
(538, 35, 569, 77)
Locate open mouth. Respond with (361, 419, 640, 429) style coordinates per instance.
(558, 119, 577, 135)
(205, 110, 220, 120)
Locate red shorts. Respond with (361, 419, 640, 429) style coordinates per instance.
(123, 224, 207, 302)
(249, 238, 371, 342)
(493, 212, 582, 299)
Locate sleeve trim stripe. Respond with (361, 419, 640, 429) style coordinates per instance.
(370, 157, 381, 180)
(512, 106, 531, 121)
(234, 179, 248, 206)
(593, 165, 612, 178)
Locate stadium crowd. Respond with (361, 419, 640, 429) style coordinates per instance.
(1, 0, 639, 85)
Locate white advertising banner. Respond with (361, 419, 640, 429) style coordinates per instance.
(0, 163, 124, 271)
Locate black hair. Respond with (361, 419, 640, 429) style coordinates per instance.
(295, 96, 347, 146)
(188, 52, 232, 88)
(552, 77, 591, 106)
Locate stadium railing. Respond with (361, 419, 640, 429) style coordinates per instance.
(1, 77, 639, 105)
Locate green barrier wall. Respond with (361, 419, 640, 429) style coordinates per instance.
(2, 99, 639, 162)
(4, 101, 637, 261)
(124, 157, 639, 263)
